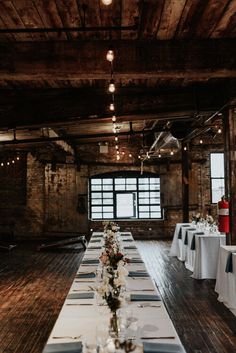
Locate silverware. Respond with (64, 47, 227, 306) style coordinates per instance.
(140, 336, 175, 340)
(52, 335, 81, 339)
(138, 304, 161, 308)
(66, 303, 93, 306)
(129, 289, 154, 292)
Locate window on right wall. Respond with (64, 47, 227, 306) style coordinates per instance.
(210, 153, 225, 203)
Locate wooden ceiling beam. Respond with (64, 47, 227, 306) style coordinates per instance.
(0, 39, 236, 80)
(0, 83, 229, 128)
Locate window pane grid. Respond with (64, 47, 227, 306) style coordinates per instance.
(90, 176, 161, 219)
(210, 153, 225, 204)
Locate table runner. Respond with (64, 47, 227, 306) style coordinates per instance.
(43, 231, 186, 352)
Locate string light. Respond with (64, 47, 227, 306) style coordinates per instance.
(115, 136, 118, 142)
(218, 128, 222, 134)
(158, 153, 161, 158)
(129, 153, 132, 158)
(138, 155, 141, 159)
(122, 151, 125, 155)
(102, 0, 112, 5)
(12, 160, 15, 164)
(116, 150, 120, 155)
(112, 115, 116, 122)
(106, 49, 114, 62)
(116, 155, 120, 160)
(170, 150, 174, 156)
(108, 79, 115, 93)
(109, 103, 115, 111)
(200, 139, 203, 144)
(184, 146, 187, 151)
(7, 162, 10, 166)
(0, 163, 3, 167)
(115, 145, 119, 150)
(16, 156, 20, 160)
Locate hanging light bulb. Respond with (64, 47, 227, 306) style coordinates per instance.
(16, 156, 20, 161)
(102, 0, 112, 5)
(109, 103, 115, 111)
(115, 145, 119, 150)
(122, 151, 125, 155)
(117, 155, 120, 160)
(218, 128, 222, 134)
(12, 160, 15, 164)
(129, 153, 132, 158)
(170, 150, 174, 156)
(184, 146, 187, 151)
(138, 155, 141, 159)
(112, 115, 116, 123)
(117, 150, 120, 155)
(0, 162, 3, 167)
(108, 79, 115, 93)
(200, 139, 203, 144)
(7, 161, 10, 166)
(158, 153, 161, 158)
(106, 49, 114, 62)
(115, 136, 118, 142)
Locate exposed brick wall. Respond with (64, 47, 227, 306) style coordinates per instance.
(0, 139, 223, 240)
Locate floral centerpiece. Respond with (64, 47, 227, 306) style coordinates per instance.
(191, 212, 203, 224)
(97, 221, 129, 336)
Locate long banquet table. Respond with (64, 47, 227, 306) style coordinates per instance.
(170, 223, 226, 279)
(43, 231, 186, 353)
(215, 245, 236, 316)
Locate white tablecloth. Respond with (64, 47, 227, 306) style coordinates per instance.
(169, 223, 191, 258)
(192, 233, 226, 279)
(43, 231, 186, 352)
(184, 230, 197, 272)
(215, 245, 236, 316)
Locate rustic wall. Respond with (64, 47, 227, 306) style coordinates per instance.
(0, 138, 223, 240)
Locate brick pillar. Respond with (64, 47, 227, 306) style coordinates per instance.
(223, 107, 236, 244)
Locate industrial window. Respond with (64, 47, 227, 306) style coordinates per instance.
(90, 173, 162, 220)
(210, 153, 225, 204)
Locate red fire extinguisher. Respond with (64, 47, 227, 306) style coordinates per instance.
(218, 196, 230, 233)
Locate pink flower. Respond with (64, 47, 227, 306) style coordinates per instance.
(99, 252, 109, 265)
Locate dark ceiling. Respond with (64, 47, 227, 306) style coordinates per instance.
(0, 0, 235, 153)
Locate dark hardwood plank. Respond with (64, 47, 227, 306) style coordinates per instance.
(0, 242, 84, 353)
(136, 240, 236, 353)
(121, 0, 139, 39)
(99, 0, 122, 39)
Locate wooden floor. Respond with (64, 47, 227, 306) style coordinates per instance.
(0, 240, 235, 353)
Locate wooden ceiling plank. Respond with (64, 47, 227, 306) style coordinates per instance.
(175, 0, 208, 38)
(121, 0, 139, 39)
(0, 0, 33, 41)
(12, 0, 48, 40)
(157, 0, 187, 39)
(211, 0, 236, 38)
(33, 0, 67, 40)
(195, 0, 230, 38)
(99, 0, 122, 39)
(54, 0, 82, 40)
(77, 0, 101, 39)
(0, 13, 14, 42)
(138, 0, 165, 39)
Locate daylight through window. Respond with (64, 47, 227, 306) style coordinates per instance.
(90, 174, 162, 220)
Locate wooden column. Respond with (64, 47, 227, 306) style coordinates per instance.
(223, 106, 236, 244)
(182, 144, 189, 222)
